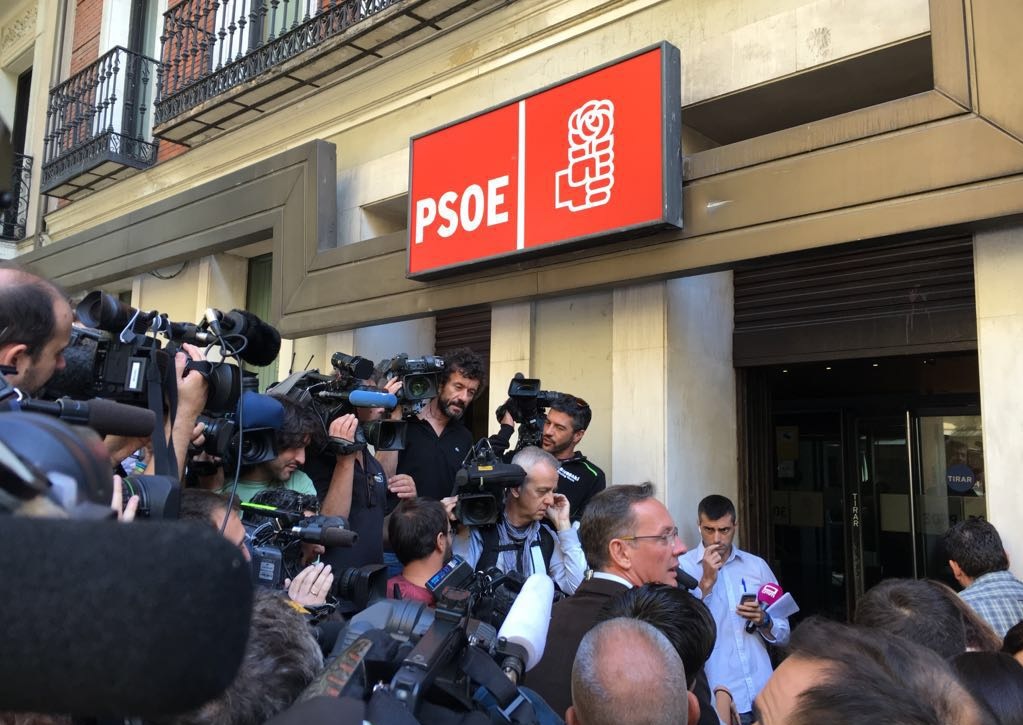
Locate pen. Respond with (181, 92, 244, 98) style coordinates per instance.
(742, 578, 747, 593)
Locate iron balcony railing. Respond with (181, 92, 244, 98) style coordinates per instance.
(42, 46, 160, 196)
(1, 153, 32, 241)
(154, 0, 403, 124)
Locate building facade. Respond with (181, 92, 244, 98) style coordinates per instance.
(7, 0, 1023, 620)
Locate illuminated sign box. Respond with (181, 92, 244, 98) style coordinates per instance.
(407, 42, 682, 279)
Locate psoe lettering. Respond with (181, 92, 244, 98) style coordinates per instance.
(414, 175, 510, 244)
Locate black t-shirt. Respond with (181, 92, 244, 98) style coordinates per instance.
(304, 450, 394, 570)
(397, 416, 474, 501)
(555, 452, 606, 522)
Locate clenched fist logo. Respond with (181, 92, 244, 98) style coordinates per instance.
(555, 99, 615, 212)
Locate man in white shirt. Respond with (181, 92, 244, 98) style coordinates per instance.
(680, 495, 790, 725)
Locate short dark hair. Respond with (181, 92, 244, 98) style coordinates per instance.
(697, 494, 735, 522)
(271, 394, 322, 451)
(441, 347, 486, 387)
(943, 519, 1009, 578)
(854, 578, 967, 659)
(579, 483, 654, 570)
(388, 498, 449, 565)
(179, 489, 239, 527)
(0, 266, 65, 357)
(951, 652, 1023, 725)
(601, 584, 716, 689)
(165, 590, 322, 725)
(1003, 621, 1023, 657)
(548, 393, 592, 431)
(783, 617, 996, 725)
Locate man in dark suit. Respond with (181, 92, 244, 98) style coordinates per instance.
(527, 482, 687, 718)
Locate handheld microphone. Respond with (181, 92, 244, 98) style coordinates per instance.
(496, 574, 555, 682)
(675, 566, 699, 591)
(0, 517, 253, 717)
(15, 396, 156, 437)
(745, 582, 783, 633)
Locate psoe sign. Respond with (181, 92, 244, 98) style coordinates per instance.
(407, 43, 682, 279)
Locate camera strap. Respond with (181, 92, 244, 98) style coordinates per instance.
(460, 647, 537, 725)
(146, 343, 178, 479)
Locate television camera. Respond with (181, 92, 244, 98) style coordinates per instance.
(452, 439, 526, 526)
(496, 373, 564, 452)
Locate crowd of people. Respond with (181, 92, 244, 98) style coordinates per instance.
(3, 261, 1023, 725)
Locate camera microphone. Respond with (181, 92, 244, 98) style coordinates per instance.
(15, 396, 157, 437)
(495, 573, 554, 682)
(745, 582, 783, 633)
(292, 516, 359, 548)
(318, 388, 397, 408)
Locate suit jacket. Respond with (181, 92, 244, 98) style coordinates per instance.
(526, 577, 628, 718)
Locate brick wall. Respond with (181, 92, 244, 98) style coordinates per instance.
(68, 0, 103, 76)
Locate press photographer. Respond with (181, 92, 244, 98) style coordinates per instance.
(378, 347, 485, 502)
(385, 497, 455, 606)
(0, 264, 72, 397)
(451, 445, 586, 596)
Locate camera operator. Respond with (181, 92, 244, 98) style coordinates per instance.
(302, 373, 417, 573)
(451, 446, 586, 595)
(377, 347, 485, 501)
(179, 488, 252, 561)
(0, 264, 72, 397)
(204, 394, 319, 501)
(384, 498, 454, 606)
(542, 393, 605, 522)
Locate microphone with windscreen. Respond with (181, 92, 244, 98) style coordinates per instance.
(495, 573, 555, 683)
(15, 396, 156, 437)
(745, 582, 783, 633)
(0, 517, 253, 718)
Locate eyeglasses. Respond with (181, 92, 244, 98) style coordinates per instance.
(619, 527, 680, 546)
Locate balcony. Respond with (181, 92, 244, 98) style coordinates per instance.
(1, 153, 32, 242)
(41, 47, 160, 200)
(153, 0, 512, 145)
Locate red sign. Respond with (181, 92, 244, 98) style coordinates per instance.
(408, 43, 682, 278)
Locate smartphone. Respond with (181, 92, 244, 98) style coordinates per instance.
(740, 593, 757, 605)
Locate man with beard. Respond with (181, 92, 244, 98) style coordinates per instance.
(542, 394, 605, 522)
(0, 264, 72, 397)
(379, 347, 484, 501)
(385, 498, 454, 605)
(452, 446, 586, 595)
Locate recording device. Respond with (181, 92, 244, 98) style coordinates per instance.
(452, 439, 526, 526)
(500, 373, 565, 451)
(271, 367, 406, 453)
(674, 566, 700, 591)
(379, 353, 445, 412)
(744, 582, 783, 633)
(244, 508, 357, 589)
(11, 395, 156, 437)
(190, 391, 284, 473)
(308, 568, 544, 723)
(0, 516, 253, 717)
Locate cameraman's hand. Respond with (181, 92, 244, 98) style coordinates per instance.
(328, 414, 359, 456)
(176, 343, 209, 414)
(381, 377, 404, 420)
(441, 495, 458, 523)
(111, 475, 140, 523)
(545, 493, 572, 532)
(286, 562, 334, 607)
(387, 474, 416, 500)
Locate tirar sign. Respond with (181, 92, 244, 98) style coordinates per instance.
(407, 42, 683, 279)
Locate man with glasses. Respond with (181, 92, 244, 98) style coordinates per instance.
(385, 497, 454, 606)
(541, 393, 606, 521)
(680, 495, 790, 725)
(528, 482, 688, 718)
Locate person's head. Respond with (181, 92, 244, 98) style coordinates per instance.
(165, 589, 323, 725)
(854, 578, 967, 659)
(436, 347, 484, 421)
(601, 584, 715, 691)
(542, 393, 591, 459)
(943, 518, 1009, 585)
(567, 617, 690, 725)
(506, 446, 560, 525)
(579, 483, 685, 586)
(1003, 621, 1023, 667)
(246, 395, 320, 482)
(179, 488, 251, 562)
(929, 579, 1002, 652)
(697, 494, 736, 557)
(951, 652, 1023, 725)
(753, 617, 996, 725)
(388, 497, 452, 567)
(0, 266, 73, 395)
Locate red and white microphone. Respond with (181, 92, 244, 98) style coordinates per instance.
(745, 582, 783, 633)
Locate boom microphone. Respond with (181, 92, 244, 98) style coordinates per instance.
(745, 582, 783, 634)
(292, 516, 359, 548)
(16, 396, 157, 437)
(0, 517, 253, 717)
(496, 573, 554, 681)
(317, 389, 397, 409)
